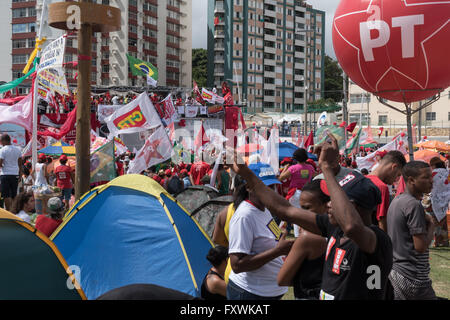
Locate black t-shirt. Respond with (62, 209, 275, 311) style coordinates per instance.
(316, 214, 393, 300)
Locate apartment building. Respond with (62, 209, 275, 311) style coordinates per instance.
(207, 0, 325, 114)
(8, 0, 192, 93)
(108, 0, 192, 88)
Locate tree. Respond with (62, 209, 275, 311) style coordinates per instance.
(324, 55, 343, 103)
(192, 48, 207, 88)
(308, 98, 342, 113)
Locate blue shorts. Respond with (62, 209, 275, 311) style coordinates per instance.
(61, 188, 72, 201)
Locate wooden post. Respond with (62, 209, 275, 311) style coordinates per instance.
(48, 1, 120, 200)
(75, 12, 92, 200)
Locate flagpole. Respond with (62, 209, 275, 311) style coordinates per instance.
(32, 0, 49, 171)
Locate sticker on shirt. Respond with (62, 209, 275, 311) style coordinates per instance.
(332, 248, 347, 274)
(325, 236, 336, 261)
(300, 169, 310, 179)
(58, 172, 67, 179)
(267, 219, 282, 241)
(319, 289, 335, 300)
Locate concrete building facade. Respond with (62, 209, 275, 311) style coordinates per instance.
(348, 81, 450, 139)
(207, 0, 325, 114)
(7, 0, 192, 94)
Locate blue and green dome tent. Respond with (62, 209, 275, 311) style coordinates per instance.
(0, 209, 85, 300)
(51, 174, 214, 300)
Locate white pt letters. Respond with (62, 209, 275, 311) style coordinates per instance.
(360, 14, 424, 61)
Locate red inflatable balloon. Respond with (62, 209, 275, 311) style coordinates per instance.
(333, 0, 450, 103)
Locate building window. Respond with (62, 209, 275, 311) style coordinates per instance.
(168, 0, 180, 8)
(12, 71, 23, 80)
(12, 55, 28, 64)
(378, 115, 388, 125)
(129, 25, 138, 34)
(167, 22, 180, 33)
(12, 39, 27, 49)
(12, 8, 28, 18)
(129, 38, 137, 46)
(426, 112, 436, 121)
(143, 3, 157, 13)
(350, 94, 371, 104)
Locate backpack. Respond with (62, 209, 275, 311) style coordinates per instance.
(167, 176, 184, 195)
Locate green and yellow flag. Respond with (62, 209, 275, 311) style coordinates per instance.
(90, 141, 116, 184)
(126, 54, 158, 86)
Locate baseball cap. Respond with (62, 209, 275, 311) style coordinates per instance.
(38, 153, 47, 161)
(281, 157, 293, 165)
(47, 197, 65, 215)
(59, 155, 68, 162)
(320, 171, 381, 210)
(248, 163, 281, 186)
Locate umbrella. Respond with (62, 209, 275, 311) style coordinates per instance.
(278, 142, 318, 162)
(415, 140, 450, 153)
(38, 141, 76, 156)
(405, 149, 446, 163)
(237, 143, 263, 154)
(46, 156, 76, 174)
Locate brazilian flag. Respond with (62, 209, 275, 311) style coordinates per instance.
(126, 54, 158, 81)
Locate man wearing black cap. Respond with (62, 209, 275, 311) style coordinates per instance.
(226, 133, 393, 300)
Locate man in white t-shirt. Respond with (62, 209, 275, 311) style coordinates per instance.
(0, 134, 22, 211)
(227, 163, 294, 300)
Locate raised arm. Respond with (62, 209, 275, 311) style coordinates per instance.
(226, 151, 321, 235)
(319, 133, 377, 254)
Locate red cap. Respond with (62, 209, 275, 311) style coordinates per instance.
(38, 154, 47, 161)
(152, 175, 162, 183)
(376, 150, 388, 158)
(60, 155, 68, 162)
(180, 169, 188, 175)
(306, 158, 317, 171)
(165, 169, 172, 176)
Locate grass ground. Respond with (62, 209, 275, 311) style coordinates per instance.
(282, 246, 450, 300)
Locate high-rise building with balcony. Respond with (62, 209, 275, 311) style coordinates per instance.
(108, 0, 192, 88)
(207, 0, 325, 114)
(6, 0, 192, 93)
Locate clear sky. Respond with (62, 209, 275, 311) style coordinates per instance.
(192, 0, 340, 59)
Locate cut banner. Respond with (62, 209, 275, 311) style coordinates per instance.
(90, 140, 116, 184)
(128, 126, 173, 174)
(104, 92, 162, 138)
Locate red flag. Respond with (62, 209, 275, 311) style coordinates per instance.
(194, 122, 210, 152)
(377, 127, 384, 138)
(193, 81, 206, 106)
(223, 92, 233, 106)
(346, 122, 357, 133)
(304, 131, 314, 149)
(37, 106, 77, 140)
(222, 81, 231, 96)
(214, 16, 220, 26)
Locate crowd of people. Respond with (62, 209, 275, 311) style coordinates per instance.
(1, 128, 449, 300)
(199, 134, 449, 300)
(0, 133, 71, 237)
